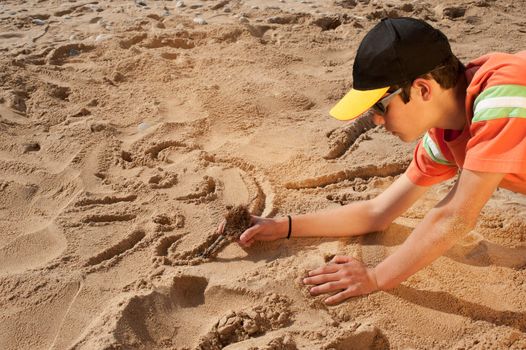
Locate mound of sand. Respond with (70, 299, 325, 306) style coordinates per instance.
(1, 0, 525, 349)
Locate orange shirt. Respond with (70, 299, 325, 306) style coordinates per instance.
(406, 51, 526, 194)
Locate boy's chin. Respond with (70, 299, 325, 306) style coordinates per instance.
(399, 134, 419, 143)
(398, 131, 425, 143)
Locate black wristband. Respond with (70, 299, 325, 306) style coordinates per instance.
(286, 215, 292, 239)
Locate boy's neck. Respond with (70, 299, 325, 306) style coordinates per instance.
(436, 75, 468, 131)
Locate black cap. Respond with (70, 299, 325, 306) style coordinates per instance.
(353, 17, 453, 90)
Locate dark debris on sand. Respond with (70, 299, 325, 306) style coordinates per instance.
(223, 204, 252, 240)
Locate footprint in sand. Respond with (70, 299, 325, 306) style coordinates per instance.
(70, 275, 211, 349)
(0, 223, 66, 276)
(69, 277, 286, 350)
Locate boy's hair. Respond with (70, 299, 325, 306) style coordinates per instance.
(393, 55, 465, 103)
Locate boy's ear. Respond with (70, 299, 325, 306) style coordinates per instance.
(412, 78, 433, 101)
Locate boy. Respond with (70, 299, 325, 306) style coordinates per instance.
(238, 17, 526, 305)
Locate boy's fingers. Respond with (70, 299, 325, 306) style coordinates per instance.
(309, 281, 345, 295)
(324, 287, 359, 305)
(215, 219, 226, 234)
(308, 264, 339, 277)
(330, 255, 354, 264)
(239, 225, 259, 243)
(303, 272, 339, 285)
(239, 238, 254, 247)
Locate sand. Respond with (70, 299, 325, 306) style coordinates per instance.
(0, 0, 525, 349)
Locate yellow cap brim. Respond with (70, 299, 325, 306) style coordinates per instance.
(329, 86, 389, 121)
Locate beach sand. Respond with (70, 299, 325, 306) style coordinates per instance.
(0, 0, 525, 349)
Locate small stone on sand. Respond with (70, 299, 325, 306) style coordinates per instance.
(193, 17, 207, 25)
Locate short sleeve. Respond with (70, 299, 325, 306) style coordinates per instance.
(464, 84, 526, 173)
(406, 132, 458, 186)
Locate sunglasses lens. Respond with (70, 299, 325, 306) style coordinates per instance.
(371, 88, 401, 115)
(372, 103, 384, 115)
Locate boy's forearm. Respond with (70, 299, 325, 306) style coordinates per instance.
(374, 208, 474, 290)
(373, 169, 504, 291)
(281, 174, 427, 239)
(282, 200, 381, 238)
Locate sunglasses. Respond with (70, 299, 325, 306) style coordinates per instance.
(370, 88, 402, 116)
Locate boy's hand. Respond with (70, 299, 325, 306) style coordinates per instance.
(303, 255, 378, 305)
(238, 216, 286, 247)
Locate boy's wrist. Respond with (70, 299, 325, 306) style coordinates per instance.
(367, 267, 380, 292)
(373, 261, 399, 291)
(274, 217, 291, 239)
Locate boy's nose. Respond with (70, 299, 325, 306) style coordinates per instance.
(372, 113, 385, 126)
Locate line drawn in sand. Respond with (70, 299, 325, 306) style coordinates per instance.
(84, 229, 146, 267)
(74, 194, 137, 207)
(324, 111, 377, 160)
(284, 161, 409, 190)
(47, 279, 84, 350)
(159, 153, 277, 265)
(175, 175, 217, 203)
(201, 153, 276, 218)
(81, 213, 137, 224)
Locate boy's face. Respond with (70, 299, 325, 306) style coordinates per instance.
(370, 79, 440, 142)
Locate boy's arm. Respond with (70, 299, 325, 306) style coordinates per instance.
(374, 169, 504, 289)
(304, 169, 504, 304)
(239, 174, 428, 245)
(287, 173, 429, 237)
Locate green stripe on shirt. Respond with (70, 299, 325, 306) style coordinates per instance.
(473, 84, 526, 122)
(422, 133, 453, 166)
(474, 107, 526, 122)
(474, 84, 526, 108)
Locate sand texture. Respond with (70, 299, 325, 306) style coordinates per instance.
(1, 0, 526, 349)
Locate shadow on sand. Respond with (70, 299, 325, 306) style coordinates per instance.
(389, 285, 526, 332)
